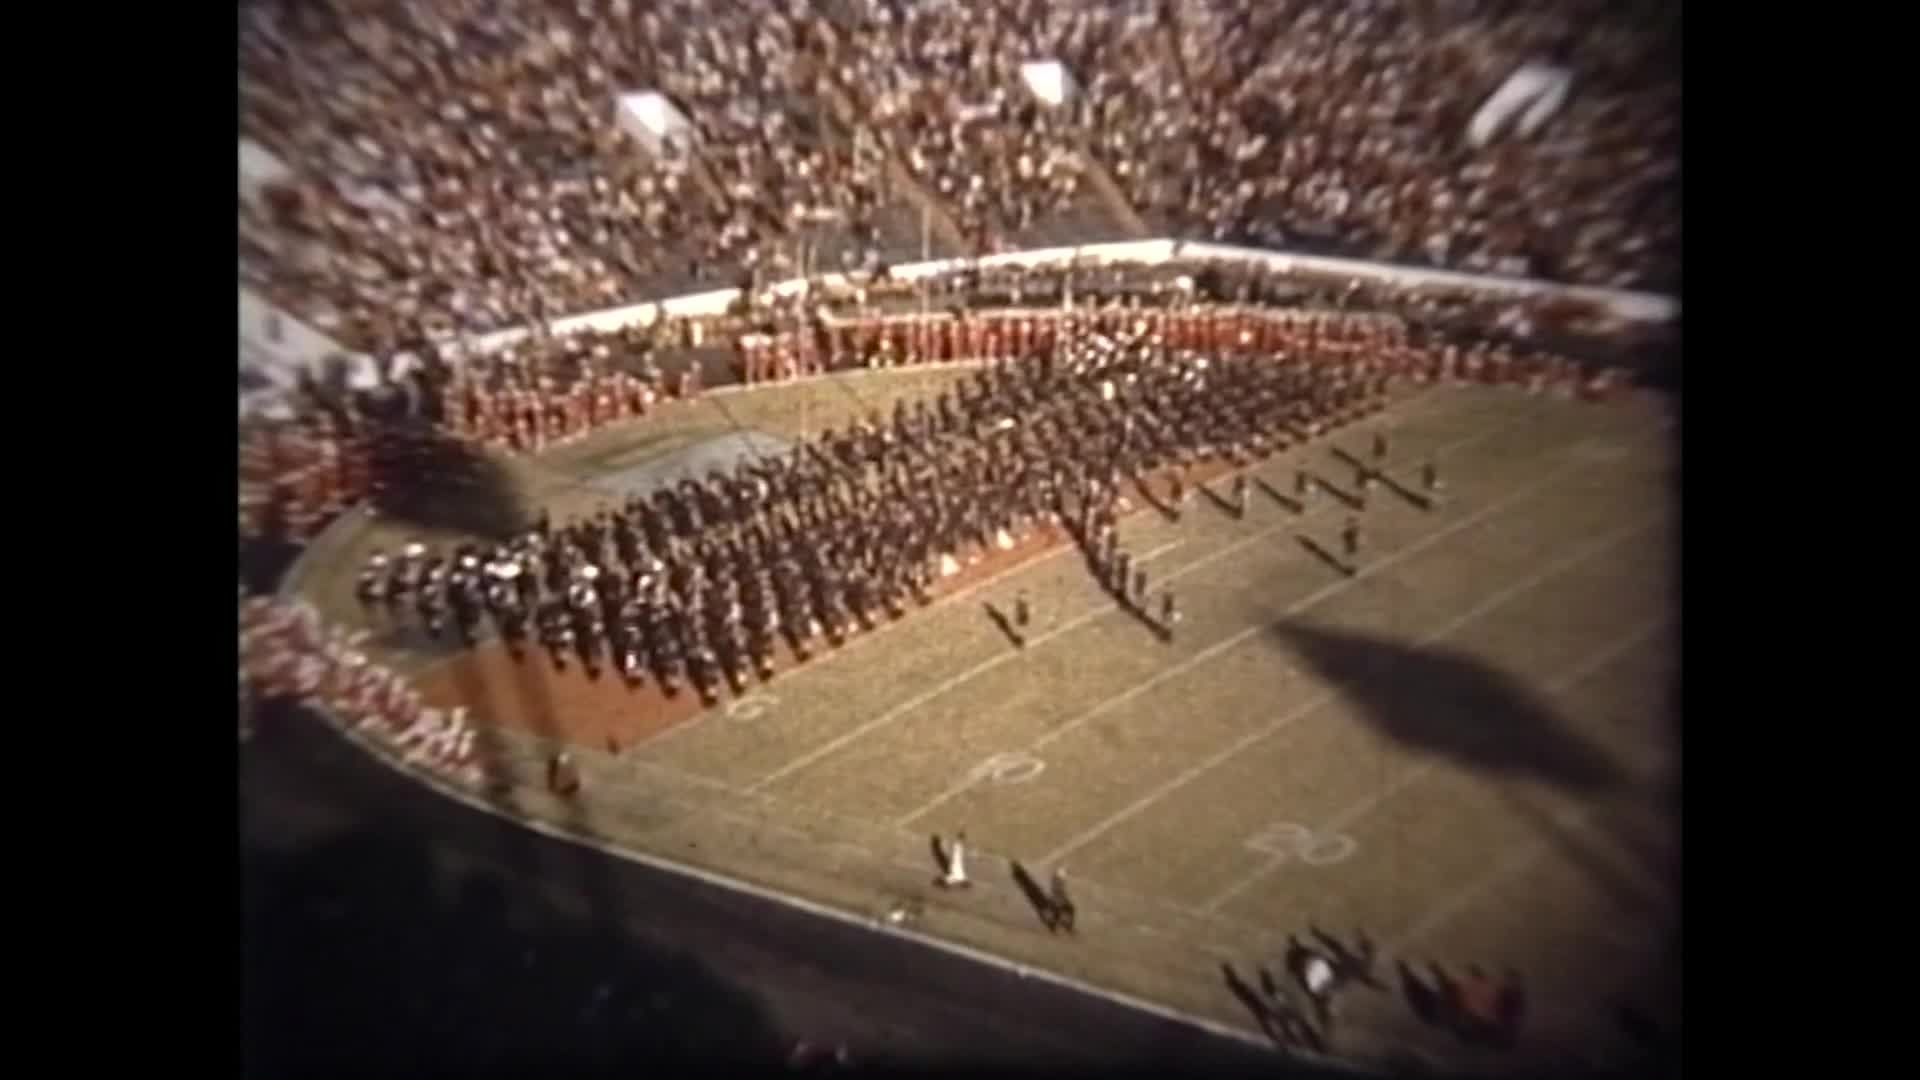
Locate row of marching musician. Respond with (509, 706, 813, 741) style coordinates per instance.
(353, 317, 1404, 700)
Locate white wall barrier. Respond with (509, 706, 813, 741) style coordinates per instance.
(252, 240, 1677, 374)
(448, 240, 1677, 362)
(1169, 242, 1677, 325)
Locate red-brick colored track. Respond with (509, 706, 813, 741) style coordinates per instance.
(410, 438, 1316, 752)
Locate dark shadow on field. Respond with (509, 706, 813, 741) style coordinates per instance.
(1398, 960, 1447, 1029)
(243, 827, 781, 1077)
(1616, 994, 1682, 1078)
(244, 704, 1300, 1073)
(1198, 482, 1241, 519)
(451, 635, 631, 957)
(1221, 963, 1325, 1054)
(242, 704, 782, 1078)
(1256, 476, 1303, 515)
(239, 533, 304, 597)
(1497, 789, 1674, 926)
(1223, 961, 1285, 1044)
(1134, 476, 1182, 522)
(1326, 445, 1374, 478)
(1269, 622, 1627, 794)
(1300, 471, 1362, 511)
(367, 421, 530, 540)
(984, 602, 1025, 649)
(1296, 536, 1354, 578)
(1329, 445, 1430, 511)
(1009, 860, 1060, 932)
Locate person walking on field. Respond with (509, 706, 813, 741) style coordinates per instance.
(938, 830, 972, 889)
(1049, 866, 1077, 934)
(1286, 935, 1340, 1030)
(548, 751, 581, 797)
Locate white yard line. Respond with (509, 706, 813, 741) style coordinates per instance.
(316, 704, 1305, 1063)
(746, 405, 1540, 797)
(330, 386, 1467, 696)
(583, 719, 1295, 949)
(1197, 612, 1670, 915)
(281, 385, 1675, 1070)
(1383, 842, 1564, 956)
(638, 536, 1188, 753)
(642, 393, 1499, 757)
(1493, 783, 1677, 918)
(1034, 437, 1664, 871)
(898, 491, 1658, 830)
(741, 539, 1194, 793)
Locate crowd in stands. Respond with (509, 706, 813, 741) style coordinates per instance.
(239, 412, 366, 542)
(240, 0, 1677, 357)
(241, 595, 484, 783)
(832, 1, 1114, 251)
(1086, 0, 1679, 288)
(238, 381, 579, 544)
(431, 323, 703, 452)
(743, 300, 1623, 400)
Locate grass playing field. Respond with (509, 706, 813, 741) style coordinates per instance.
(289, 365, 1679, 1073)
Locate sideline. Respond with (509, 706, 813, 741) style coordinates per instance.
(312, 685, 1383, 1073)
(271, 510, 1382, 1077)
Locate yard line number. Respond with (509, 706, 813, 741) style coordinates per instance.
(969, 751, 1046, 786)
(726, 694, 780, 722)
(1245, 822, 1358, 867)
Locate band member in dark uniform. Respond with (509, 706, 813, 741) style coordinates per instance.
(342, 306, 1607, 706)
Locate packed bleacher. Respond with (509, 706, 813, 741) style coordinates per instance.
(240, 0, 1677, 358)
(237, 0, 1670, 584)
(1061, 0, 1681, 291)
(238, 11, 1675, 1057)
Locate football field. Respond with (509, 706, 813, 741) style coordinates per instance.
(293, 368, 1679, 1071)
